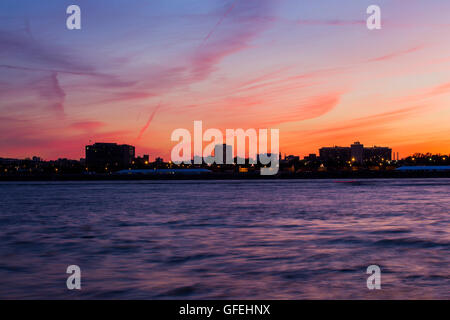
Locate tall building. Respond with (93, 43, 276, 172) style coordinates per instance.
(319, 146, 351, 162)
(364, 146, 392, 162)
(85, 143, 135, 172)
(320, 142, 391, 163)
(351, 141, 364, 163)
(214, 144, 233, 164)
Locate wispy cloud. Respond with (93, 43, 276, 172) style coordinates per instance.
(260, 92, 343, 127)
(297, 19, 365, 26)
(35, 72, 66, 116)
(367, 45, 425, 63)
(136, 103, 162, 141)
(69, 121, 105, 132)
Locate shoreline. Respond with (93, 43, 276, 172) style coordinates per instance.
(1, 171, 450, 181)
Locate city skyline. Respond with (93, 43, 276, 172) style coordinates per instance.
(2, 139, 449, 179)
(1, 1, 450, 160)
(3, 139, 447, 165)
(0, 140, 402, 162)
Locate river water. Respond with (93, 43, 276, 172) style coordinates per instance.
(0, 179, 448, 299)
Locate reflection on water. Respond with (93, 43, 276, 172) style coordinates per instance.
(0, 179, 449, 299)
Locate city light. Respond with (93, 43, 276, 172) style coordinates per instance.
(2, 141, 449, 177)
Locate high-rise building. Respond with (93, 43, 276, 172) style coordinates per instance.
(319, 146, 352, 162)
(85, 143, 135, 172)
(351, 141, 364, 163)
(214, 144, 233, 164)
(364, 146, 392, 162)
(320, 142, 391, 163)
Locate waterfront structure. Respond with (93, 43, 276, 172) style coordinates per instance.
(396, 166, 450, 172)
(134, 155, 150, 166)
(115, 168, 212, 175)
(320, 142, 392, 163)
(85, 142, 135, 172)
(364, 145, 392, 162)
(351, 141, 364, 163)
(319, 146, 351, 162)
(214, 144, 233, 164)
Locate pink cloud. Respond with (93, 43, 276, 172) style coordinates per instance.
(69, 121, 106, 132)
(297, 19, 366, 26)
(35, 72, 66, 116)
(367, 45, 425, 63)
(136, 103, 162, 141)
(261, 92, 343, 127)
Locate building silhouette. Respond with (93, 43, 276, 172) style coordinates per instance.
(351, 141, 364, 163)
(214, 144, 233, 164)
(320, 142, 392, 163)
(319, 146, 351, 162)
(364, 145, 392, 162)
(86, 143, 135, 172)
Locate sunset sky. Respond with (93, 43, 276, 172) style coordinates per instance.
(1, 0, 450, 160)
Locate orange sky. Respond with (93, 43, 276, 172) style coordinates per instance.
(1, 0, 450, 160)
